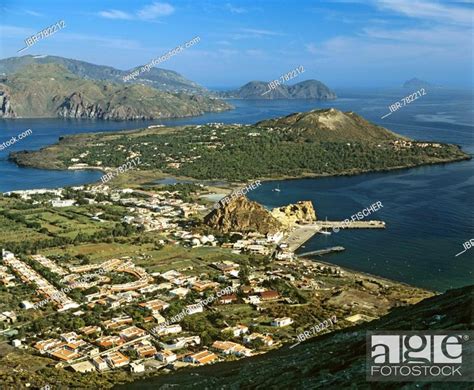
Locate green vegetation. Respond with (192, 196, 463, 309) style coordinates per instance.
(11, 109, 469, 181)
(0, 193, 142, 254)
(0, 63, 231, 119)
(0, 54, 211, 94)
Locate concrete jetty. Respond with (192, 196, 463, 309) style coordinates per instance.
(285, 220, 385, 252)
(313, 220, 386, 229)
(298, 246, 345, 257)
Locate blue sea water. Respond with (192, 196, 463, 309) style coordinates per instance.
(0, 88, 472, 291)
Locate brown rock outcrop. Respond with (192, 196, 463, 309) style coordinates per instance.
(204, 195, 282, 234)
(271, 200, 316, 228)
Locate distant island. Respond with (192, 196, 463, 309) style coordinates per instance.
(217, 80, 336, 100)
(10, 108, 469, 181)
(403, 78, 435, 89)
(0, 62, 231, 120)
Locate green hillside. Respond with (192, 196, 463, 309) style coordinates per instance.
(0, 63, 231, 120)
(256, 108, 402, 142)
(0, 54, 207, 94)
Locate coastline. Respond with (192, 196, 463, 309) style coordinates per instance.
(299, 256, 439, 294)
(8, 146, 471, 190)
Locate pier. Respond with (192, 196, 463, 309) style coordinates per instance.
(285, 220, 385, 252)
(298, 246, 345, 257)
(313, 220, 386, 229)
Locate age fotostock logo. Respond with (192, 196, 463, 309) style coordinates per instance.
(367, 331, 473, 382)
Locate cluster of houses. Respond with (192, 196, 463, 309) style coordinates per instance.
(1, 248, 312, 376)
(0, 264, 16, 287)
(221, 231, 284, 256)
(31, 254, 68, 276)
(7, 252, 296, 374)
(2, 250, 79, 311)
(26, 308, 278, 374)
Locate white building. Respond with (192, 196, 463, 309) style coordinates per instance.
(11, 339, 22, 347)
(70, 361, 95, 373)
(223, 324, 249, 337)
(92, 356, 108, 371)
(267, 231, 284, 243)
(169, 287, 190, 298)
(155, 324, 182, 335)
(271, 317, 293, 327)
(130, 362, 145, 373)
(156, 350, 177, 363)
(50, 199, 76, 208)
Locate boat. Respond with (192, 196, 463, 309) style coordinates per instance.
(320, 230, 332, 235)
(273, 184, 281, 192)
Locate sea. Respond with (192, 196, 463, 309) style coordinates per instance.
(0, 88, 472, 291)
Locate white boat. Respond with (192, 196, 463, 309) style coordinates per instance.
(320, 230, 332, 235)
(273, 188, 281, 192)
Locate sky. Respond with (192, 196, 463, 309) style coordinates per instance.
(0, 0, 473, 88)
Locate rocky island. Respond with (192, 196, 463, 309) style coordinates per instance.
(218, 80, 337, 100)
(402, 77, 435, 89)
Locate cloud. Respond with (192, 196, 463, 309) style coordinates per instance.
(0, 24, 34, 38)
(98, 2, 174, 21)
(305, 43, 318, 54)
(98, 9, 133, 20)
(240, 28, 283, 36)
(226, 3, 247, 14)
(230, 28, 284, 39)
(245, 49, 265, 57)
(61, 32, 142, 50)
(137, 2, 175, 19)
(218, 48, 239, 57)
(306, 24, 472, 68)
(362, 26, 470, 45)
(24, 9, 43, 17)
(375, 0, 473, 26)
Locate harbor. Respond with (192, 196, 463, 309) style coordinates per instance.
(286, 220, 386, 252)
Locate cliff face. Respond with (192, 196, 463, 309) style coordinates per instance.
(0, 63, 232, 120)
(55, 92, 152, 120)
(0, 92, 16, 118)
(204, 195, 282, 234)
(204, 197, 317, 233)
(271, 200, 316, 228)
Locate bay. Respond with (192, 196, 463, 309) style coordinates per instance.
(0, 88, 472, 291)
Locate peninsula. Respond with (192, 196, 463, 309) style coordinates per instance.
(10, 108, 470, 181)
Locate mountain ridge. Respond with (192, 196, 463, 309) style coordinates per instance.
(0, 55, 208, 94)
(0, 63, 231, 120)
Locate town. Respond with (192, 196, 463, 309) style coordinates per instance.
(0, 183, 431, 384)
